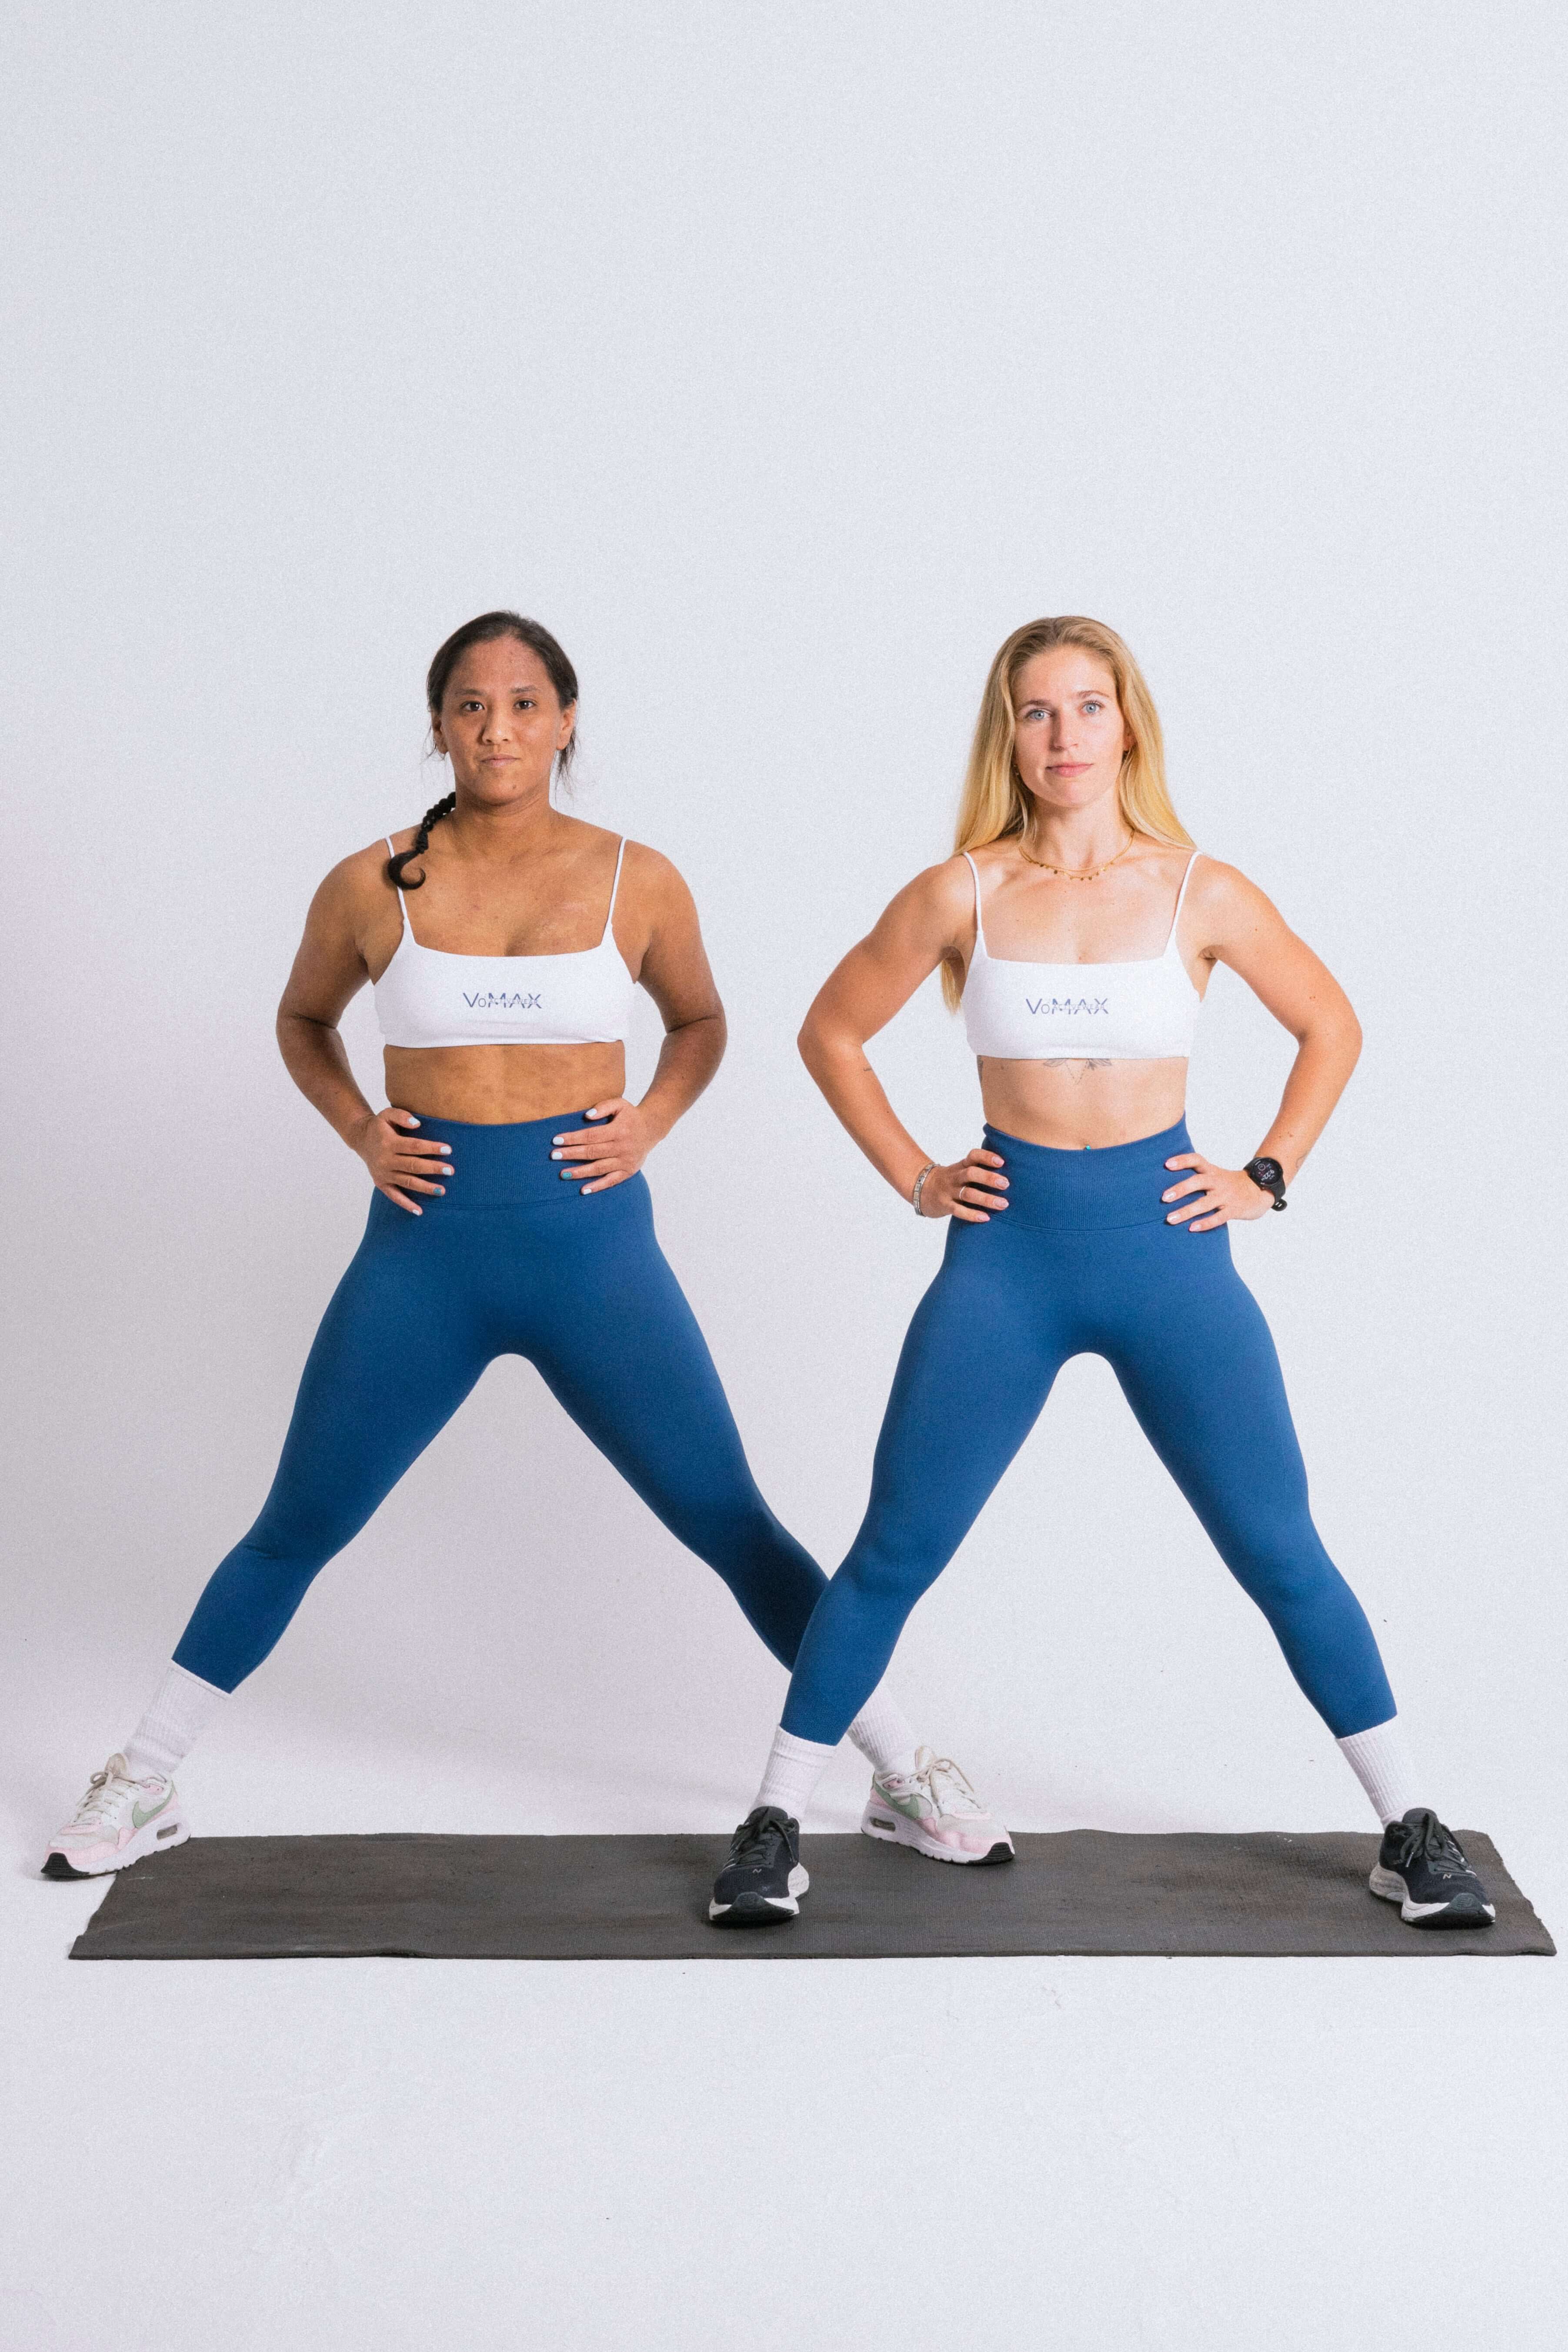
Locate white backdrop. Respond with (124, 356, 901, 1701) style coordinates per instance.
(5, 11, 1566, 2351)
(4, 1, 1563, 1847)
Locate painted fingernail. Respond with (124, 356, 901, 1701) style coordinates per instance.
(435, 1186, 445, 1195)
(550, 1151, 563, 1160)
(407, 1118, 420, 1128)
(552, 1136, 565, 1145)
(438, 1144, 450, 1155)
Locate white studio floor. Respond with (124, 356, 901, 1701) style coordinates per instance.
(5, 1688, 1564, 2352)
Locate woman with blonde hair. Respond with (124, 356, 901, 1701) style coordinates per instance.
(709, 615, 1493, 1932)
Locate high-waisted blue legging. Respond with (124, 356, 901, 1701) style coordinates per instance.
(781, 1119, 1396, 1747)
(173, 1115, 826, 1691)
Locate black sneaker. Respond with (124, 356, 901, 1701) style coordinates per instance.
(708, 1806, 809, 1928)
(1369, 1808, 1496, 1928)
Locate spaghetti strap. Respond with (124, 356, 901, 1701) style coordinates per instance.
(601, 837, 628, 941)
(961, 850, 988, 956)
(1164, 850, 1202, 951)
(385, 838, 410, 935)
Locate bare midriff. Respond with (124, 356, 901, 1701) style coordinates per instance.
(383, 1041, 627, 1126)
(977, 1055, 1190, 1150)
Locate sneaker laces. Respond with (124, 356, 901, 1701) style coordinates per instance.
(920, 1755, 987, 1820)
(729, 1808, 789, 1867)
(72, 1759, 135, 1827)
(1398, 1810, 1472, 1882)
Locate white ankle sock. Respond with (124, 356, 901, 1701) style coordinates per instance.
(1338, 1715, 1423, 1825)
(123, 1661, 229, 1782)
(845, 1686, 919, 1782)
(752, 1726, 837, 1824)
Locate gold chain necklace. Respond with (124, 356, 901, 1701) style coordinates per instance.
(1018, 827, 1136, 881)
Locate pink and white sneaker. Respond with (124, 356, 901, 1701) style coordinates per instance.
(42, 1754, 190, 1880)
(861, 1746, 1014, 1866)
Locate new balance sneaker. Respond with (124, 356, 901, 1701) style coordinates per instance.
(708, 1805, 809, 1928)
(860, 1746, 1014, 1866)
(42, 1754, 190, 1880)
(1369, 1807, 1496, 1928)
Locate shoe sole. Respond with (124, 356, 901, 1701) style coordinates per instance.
(42, 1815, 189, 1882)
(708, 1864, 808, 1928)
(1368, 1864, 1496, 1928)
(860, 1799, 1014, 1868)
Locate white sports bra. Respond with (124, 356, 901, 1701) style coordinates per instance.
(961, 848, 1204, 1062)
(373, 835, 637, 1051)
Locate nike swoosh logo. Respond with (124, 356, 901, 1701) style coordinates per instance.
(131, 1789, 173, 1830)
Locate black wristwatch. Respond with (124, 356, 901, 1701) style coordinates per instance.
(1244, 1156, 1288, 1211)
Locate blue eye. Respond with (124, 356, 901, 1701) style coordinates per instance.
(1084, 700, 1103, 714)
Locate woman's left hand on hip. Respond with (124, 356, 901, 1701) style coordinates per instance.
(551, 1099, 655, 1194)
(1161, 1151, 1274, 1232)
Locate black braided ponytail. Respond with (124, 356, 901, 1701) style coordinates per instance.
(385, 610, 580, 892)
(386, 792, 458, 893)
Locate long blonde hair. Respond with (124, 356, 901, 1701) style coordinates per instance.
(942, 615, 1191, 1008)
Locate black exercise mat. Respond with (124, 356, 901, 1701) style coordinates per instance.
(67, 1828, 1553, 1960)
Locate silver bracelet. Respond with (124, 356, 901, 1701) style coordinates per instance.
(911, 1161, 936, 1216)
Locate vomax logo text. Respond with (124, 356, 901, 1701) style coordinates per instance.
(464, 990, 542, 1011)
(1026, 995, 1110, 1017)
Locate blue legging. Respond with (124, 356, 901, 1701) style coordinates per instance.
(781, 1119, 1396, 1747)
(173, 1115, 826, 1691)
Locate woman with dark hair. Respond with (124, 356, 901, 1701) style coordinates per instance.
(709, 614, 1494, 1933)
(46, 613, 1006, 1884)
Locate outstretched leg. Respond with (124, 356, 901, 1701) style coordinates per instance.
(521, 1181, 930, 1775)
(172, 1206, 491, 1691)
(523, 1186, 828, 1669)
(1104, 1229, 1492, 1922)
(1106, 1230, 1396, 1738)
(711, 1218, 1069, 1918)
(781, 1221, 1072, 1745)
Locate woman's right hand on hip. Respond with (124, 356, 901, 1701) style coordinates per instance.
(919, 1148, 1008, 1222)
(353, 1108, 452, 1215)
